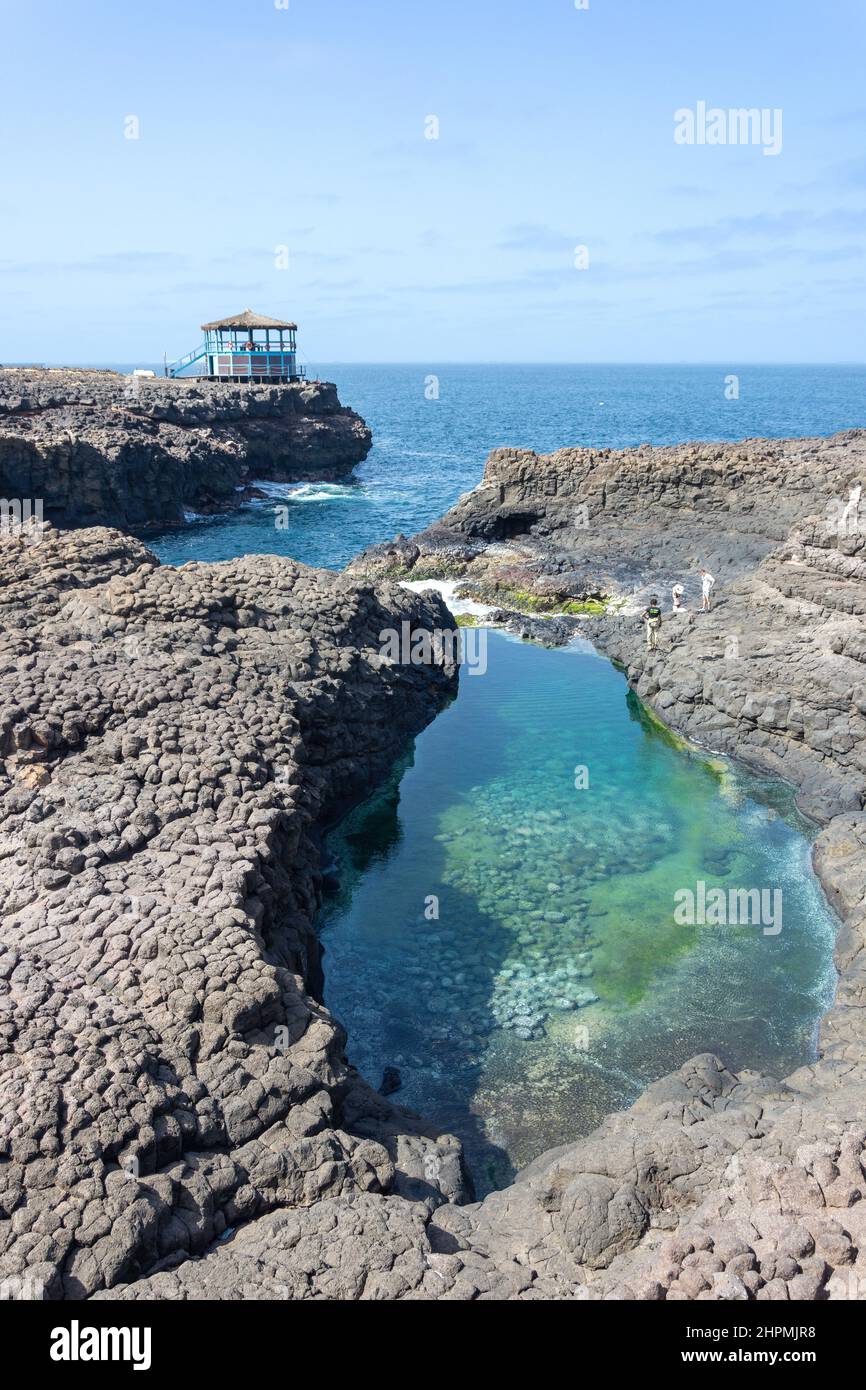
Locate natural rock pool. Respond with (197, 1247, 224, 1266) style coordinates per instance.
(318, 630, 838, 1195)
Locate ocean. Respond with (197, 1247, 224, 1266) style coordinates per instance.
(142, 362, 866, 569)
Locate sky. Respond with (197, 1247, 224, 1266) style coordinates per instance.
(1, 0, 864, 364)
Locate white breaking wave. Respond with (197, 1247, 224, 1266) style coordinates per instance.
(399, 578, 495, 618)
(248, 480, 369, 505)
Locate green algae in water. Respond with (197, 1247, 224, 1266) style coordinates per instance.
(317, 631, 837, 1196)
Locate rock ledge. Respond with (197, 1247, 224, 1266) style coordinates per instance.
(0, 368, 372, 530)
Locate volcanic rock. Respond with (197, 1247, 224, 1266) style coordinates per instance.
(0, 368, 372, 530)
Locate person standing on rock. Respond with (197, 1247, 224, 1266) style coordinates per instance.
(671, 583, 685, 612)
(841, 482, 862, 537)
(642, 596, 662, 650)
(699, 568, 715, 611)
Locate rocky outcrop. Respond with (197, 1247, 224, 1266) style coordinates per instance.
(6, 427, 866, 1302)
(391, 425, 866, 823)
(0, 368, 372, 531)
(310, 426, 866, 1302)
(584, 520, 866, 824)
(349, 429, 866, 611)
(0, 525, 462, 1300)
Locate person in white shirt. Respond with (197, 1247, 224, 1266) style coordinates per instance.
(841, 482, 862, 537)
(699, 568, 715, 611)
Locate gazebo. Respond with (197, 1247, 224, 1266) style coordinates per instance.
(167, 310, 304, 382)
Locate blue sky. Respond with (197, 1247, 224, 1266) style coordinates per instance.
(1, 0, 864, 363)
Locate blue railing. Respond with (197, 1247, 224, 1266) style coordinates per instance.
(167, 343, 207, 377)
(168, 343, 306, 380)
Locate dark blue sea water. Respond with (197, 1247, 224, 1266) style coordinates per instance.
(145, 363, 866, 570)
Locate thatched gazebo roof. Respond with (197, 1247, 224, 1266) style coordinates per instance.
(201, 309, 298, 330)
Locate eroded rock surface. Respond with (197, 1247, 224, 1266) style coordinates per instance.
(0, 368, 372, 530)
(349, 429, 866, 611)
(314, 428, 866, 1302)
(0, 525, 462, 1299)
(5, 426, 866, 1301)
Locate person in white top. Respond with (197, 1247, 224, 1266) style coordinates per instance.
(699, 568, 715, 611)
(841, 482, 862, 537)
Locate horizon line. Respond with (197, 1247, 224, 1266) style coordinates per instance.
(20, 359, 866, 370)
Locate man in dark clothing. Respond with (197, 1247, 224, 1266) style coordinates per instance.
(642, 595, 662, 650)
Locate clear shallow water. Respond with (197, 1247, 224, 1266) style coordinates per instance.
(318, 633, 837, 1195)
(143, 363, 866, 570)
(129, 361, 847, 1194)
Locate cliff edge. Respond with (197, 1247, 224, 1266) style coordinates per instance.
(0, 368, 372, 531)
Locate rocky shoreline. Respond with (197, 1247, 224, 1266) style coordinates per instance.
(338, 427, 866, 1300)
(350, 429, 864, 623)
(0, 368, 372, 532)
(3, 427, 866, 1300)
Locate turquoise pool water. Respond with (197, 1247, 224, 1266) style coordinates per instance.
(318, 630, 837, 1195)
